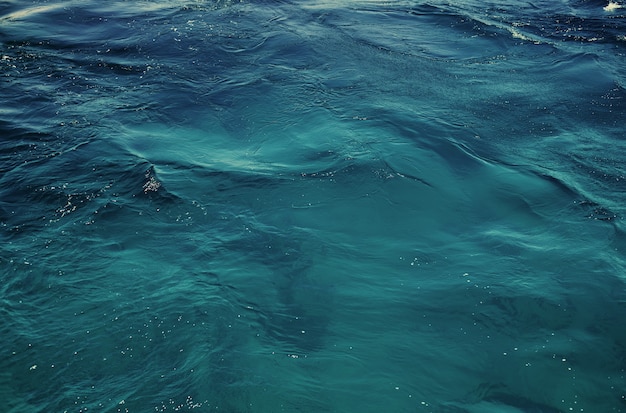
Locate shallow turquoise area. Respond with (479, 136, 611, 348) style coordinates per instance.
(1, 1, 625, 412)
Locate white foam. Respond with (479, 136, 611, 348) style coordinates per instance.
(603, 1, 623, 11)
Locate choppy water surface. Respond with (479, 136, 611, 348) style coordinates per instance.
(1, 0, 625, 412)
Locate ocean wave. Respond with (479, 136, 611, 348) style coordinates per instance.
(2, 1, 626, 411)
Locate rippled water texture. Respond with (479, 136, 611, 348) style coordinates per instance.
(1, 0, 626, 412)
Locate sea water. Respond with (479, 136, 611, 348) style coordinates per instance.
(1, 0, 625, 412)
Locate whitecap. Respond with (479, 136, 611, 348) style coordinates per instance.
(603, 1, 623, 11)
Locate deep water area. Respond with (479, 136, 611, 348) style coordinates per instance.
(1, 0, 626, 412)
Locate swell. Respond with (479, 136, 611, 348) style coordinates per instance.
(305, 0, 621, 65)
(1, 2, 625, 412)
(459, 0, 626, 48)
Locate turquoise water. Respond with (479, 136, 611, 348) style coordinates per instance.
(1, 0, 625, 412)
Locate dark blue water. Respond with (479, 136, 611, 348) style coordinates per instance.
(1, 0, 625, 412)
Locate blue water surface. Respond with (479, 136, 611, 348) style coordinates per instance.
(1, 0, 625, 412)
